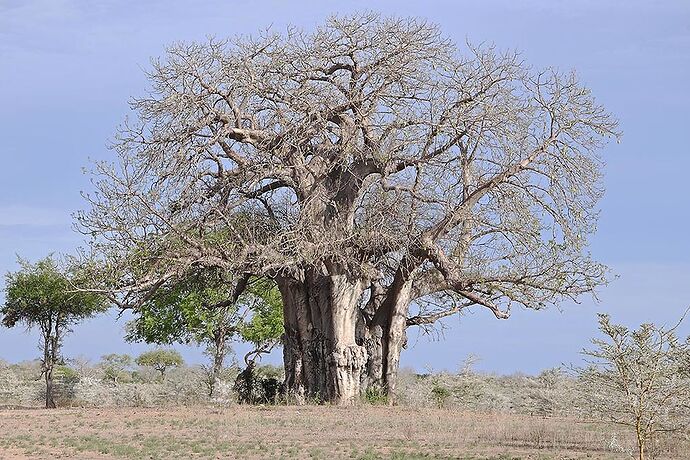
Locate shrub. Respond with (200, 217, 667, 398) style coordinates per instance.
(234, 363, 283, 404)
(364, 386, 389, 405)
(430, 381, 451, 408)
(100, 354, 133, 384)
(576, 313, 690, 460)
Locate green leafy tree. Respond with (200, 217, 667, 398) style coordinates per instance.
(577, 313, 690, 460)
(126, 269, 282, 396)
(240, 277, 284, 364)
(234, 278, 284, 404)
(1, 256, 107, 408)
(135, 349, 184, 380)
(100, 353, 133, 384)
(126, 268, 239, 394)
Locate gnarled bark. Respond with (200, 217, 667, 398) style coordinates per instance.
(361, 265, 414, 402)
(278, 261, 417, 404)
(277, 266, 368, 405)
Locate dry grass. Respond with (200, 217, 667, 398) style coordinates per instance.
(1, 406, 685, 459)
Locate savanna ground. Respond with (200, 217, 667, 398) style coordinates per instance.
(2, 362, 689, 459)
(0, 405, 684, 460)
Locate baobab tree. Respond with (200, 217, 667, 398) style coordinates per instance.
(79, 13, 619, 404)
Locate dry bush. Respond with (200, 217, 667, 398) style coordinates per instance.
(0, 360, 229, 408)
(395, 366, 578, 416)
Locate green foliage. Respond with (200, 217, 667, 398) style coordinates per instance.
(1, 256, 107, 330)
(48, 365, 80, 405)
(240, 278, 284, 348)
(136, 349, 183, 368)
(135, 349, 184, 379)
(125, 268, 284, 398)
(125, 269, 235, 346)
(430, 380, 451, 408)
(127, 272, 283, 353)
(254, 364, 283, 381)
(100, 354, 133, 384)
(364, 386, 389, 405)
(54, 365, 79, 382)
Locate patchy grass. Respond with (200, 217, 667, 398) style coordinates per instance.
(0, 406, 686, 459)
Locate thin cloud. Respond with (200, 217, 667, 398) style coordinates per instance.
(0, 205, 72, 227)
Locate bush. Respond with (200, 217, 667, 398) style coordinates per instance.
(234, 363, 283, 404)
(100, 354, 133, 385)
(364, 386, 389, 405)
(576, 313, 690, 460)
(430, 380, 451, 408)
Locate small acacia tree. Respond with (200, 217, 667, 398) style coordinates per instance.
(1, 256, 107, 408)
(135, 348, 184, 380)
(80, 12, 619, 404)
(577, 313, 690, 460)
(100, 353, 133, 384)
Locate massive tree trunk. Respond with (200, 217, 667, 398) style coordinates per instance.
(277, 262, 414, 404)
(277, 264, 368, 405)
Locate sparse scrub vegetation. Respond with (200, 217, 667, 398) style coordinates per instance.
(0, 354, 641, 418)
(1, 351, 689, 457)
(0, 405, 688, 459)
(363, 386, 389, 405)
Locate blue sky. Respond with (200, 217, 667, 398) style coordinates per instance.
(1, 0, 689, 373)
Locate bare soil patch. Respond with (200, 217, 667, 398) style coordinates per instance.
(0, 406, 683, 459)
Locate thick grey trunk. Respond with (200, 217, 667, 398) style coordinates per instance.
(278, 267, 367, 405)
(363, 277, 411, 403)
(278, 264, 413, 404)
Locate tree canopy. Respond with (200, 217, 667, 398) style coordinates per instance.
(2, 257, 106, 330)
(136, 349, 184, 379)
(1, 256, 108, 407)
(125, 268, 241, 346)
(125, 269, 283, 395)
(79, 12, 619, 403)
